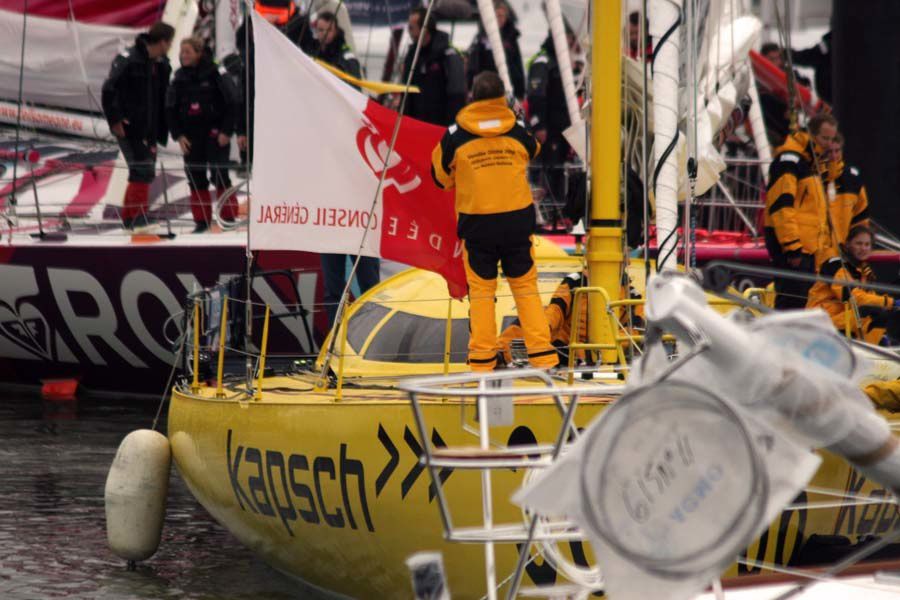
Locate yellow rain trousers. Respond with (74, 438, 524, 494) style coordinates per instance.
(463, 238, 558, 371)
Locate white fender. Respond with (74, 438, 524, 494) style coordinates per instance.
(105, 429, 171, 562)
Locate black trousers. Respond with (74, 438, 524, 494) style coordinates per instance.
(538, 134, 571, 204)
(184, 131, 232, 191)
(765, 229, 815, 310)
(117, 137, 156, 183)
(772, 252, 815, 310)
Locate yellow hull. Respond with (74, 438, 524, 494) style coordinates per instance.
(168, 377, 900, 598)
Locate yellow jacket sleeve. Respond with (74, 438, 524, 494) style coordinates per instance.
(827, 264, 893, 309)
(766, 168, 803, 253)
(851, 185, 870, 229)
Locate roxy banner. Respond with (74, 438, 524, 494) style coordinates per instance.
(249, 11, 466, 298)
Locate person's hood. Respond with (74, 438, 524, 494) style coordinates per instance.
(456, 97, 515, 137)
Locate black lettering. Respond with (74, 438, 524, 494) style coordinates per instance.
(226, 430, 257, 513)
(340, 444, 374, 532)
(774, 491, 807, 566)
(519, 543, 556, 586)
(567, 542, 604, 596)
(858, 489, 886, 536)
(833, 469, 866, 535)
(265, 450, 298, 536)
(876, 495, 900, 535)
(245, 447, 275, 516)
(738, 529, 768, 575)
(289, 454, 320, 524)
(314, 456, 344, 528)
(429, 429, 454, 503)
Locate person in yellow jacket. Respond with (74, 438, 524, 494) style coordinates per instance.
(431, 71, 557, 371)
(497, 269, 645, 366)
(807, 226, 898, 344)
(498, 271, 587, 365)
(826, 132, 870, 246)
(764, 113, 837, 309)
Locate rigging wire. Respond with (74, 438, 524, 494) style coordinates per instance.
(243, 0, 254, 388)
(66, 0, 106, 137)
(10, 0, 29, 219)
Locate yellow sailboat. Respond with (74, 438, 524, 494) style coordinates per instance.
(166, 249, 900, 598)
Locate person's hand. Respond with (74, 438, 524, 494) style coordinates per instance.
(237, 135, 248, 151)
(534, 129, 547, 144)
(217, 133, 231, 147)
(110, 120, 128, 138)
(178, 136, 191, 155)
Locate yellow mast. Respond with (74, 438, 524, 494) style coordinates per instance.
(588, 0, 623, 361)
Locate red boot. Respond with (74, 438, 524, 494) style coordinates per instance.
(122, 182, 150, 228)
(190, 188, 212, 232)
(217, 187, 238, 222)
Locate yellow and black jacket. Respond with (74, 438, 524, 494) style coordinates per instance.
(764, 131, 832, 263)
(826, 160, 870, 246)
(431, 96, 539, 240)
(807, 254, 893, 340)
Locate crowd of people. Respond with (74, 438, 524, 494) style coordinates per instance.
(757, 35, 897, 345)
(765, 111, 897, 345)
(99, 7, 895, 351)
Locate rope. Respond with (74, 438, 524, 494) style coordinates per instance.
(151, 313, 188, 431)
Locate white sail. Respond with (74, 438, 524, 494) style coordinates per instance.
(0, 0, 197, 139)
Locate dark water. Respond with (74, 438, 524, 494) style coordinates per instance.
(0, 391, 323, 600)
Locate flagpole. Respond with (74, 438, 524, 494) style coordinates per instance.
(316, 0, 441, 390)
(244, 0, 254, 390)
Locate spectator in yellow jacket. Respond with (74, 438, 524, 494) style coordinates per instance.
(764, 113, 836, 309)
(826, 132, 870, 246)
(807, 226, 897, 344)
(431, 71, 556, 371)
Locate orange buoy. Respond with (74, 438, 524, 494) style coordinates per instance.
(41, 378, 79, 401)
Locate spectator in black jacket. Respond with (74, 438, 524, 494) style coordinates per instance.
(792, 32, 832, 104)
(465, 0, 525, 100)
(233, 1, 316, 165)
(101, 21, 174, 229)
(402, 7, 466, 126)
(167, 37, 241, 233)
(527, 34, 575, 206)
(315, 12, 361, 81)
